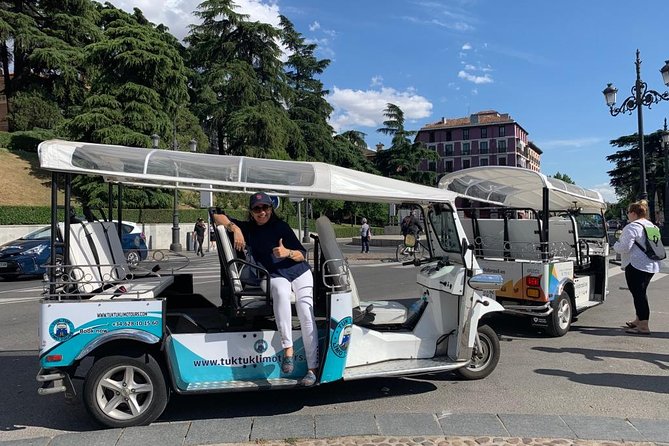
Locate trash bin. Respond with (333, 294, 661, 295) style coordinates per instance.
(186, 231, 193, 251)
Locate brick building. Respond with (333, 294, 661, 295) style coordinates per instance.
(415, 110, 542, 181)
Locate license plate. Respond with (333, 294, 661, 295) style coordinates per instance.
(0, 262, 8, 268)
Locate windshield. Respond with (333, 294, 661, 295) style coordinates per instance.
(428, 204, 462, 254)
(575, 213, 606, 238)
(22, 226, 52, 240)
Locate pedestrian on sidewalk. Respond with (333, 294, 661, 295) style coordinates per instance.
(194, 218, 206, 257)
(612, 200, 661, 335)
(360, 218, 371, 253)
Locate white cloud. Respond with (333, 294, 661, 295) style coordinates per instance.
(309, 21, 321, 31)
(457, 70, 493, 84)
(461, 43, 472, 51)
(328, 86, 433, 132)
(371, 76, 384, 87)
(539, 137, 605, 149)
(97, 0, 281, 41)
(590, 183, 619, 203)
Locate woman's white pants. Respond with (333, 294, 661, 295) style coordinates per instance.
(270, 270, 319, 369)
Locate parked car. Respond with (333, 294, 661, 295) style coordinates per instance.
(114, 221, 149, 266)
(0, 221, 147, 280)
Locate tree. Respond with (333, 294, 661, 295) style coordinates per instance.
(279, 15, 334, 162)
(186, 0, 291, 157)
(63, 4, 194, 207)
(375, 103, 437, 185)
(333, 130, 377, 172)
(0, 0, 101, 129)
(551, 172, 575, 184)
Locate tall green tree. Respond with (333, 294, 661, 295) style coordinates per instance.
(187, 0, 291, 158)
(375, 103, 436, 185)
(279, 15, 334, 162)
(333, 130, 377, 172)
(606, 130, 666, 218)
(0, 0, 101, 129)
(65, 4, 189, 146)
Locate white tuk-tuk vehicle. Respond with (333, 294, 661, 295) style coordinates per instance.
(36, 140, 505, 428)
(439, 166, 609, 336)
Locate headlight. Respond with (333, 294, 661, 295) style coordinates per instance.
(21, 244, 48, 256)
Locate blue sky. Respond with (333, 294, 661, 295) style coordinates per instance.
(110, 0, 669, 202)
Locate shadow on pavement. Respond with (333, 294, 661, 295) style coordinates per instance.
(160, 376, 437, 423)
(532, 345, 669, 370)
(571, 325, 669, 339)
(535, 368, 669, 394)
(0, 351, 98, 433)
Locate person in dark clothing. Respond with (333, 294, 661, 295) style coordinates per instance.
(360, 218, 371, 253)
(400, 211, 423, 253)
(213, 192, 318, 386)
(194, 218, 206, 257)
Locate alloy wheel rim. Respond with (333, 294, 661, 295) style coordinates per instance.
(95, 365, 154, 420)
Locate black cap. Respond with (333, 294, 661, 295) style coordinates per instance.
(249, 192, 273, 209)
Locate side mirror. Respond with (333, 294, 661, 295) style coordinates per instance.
(468, 273, 504, 291)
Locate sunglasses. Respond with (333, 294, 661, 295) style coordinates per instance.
(251, 204, 272, 213)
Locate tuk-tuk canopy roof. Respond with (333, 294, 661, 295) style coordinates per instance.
(38, 140, 459, 205)
(438, 166, 605, 212)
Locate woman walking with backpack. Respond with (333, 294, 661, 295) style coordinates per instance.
(612, 201, 662, 335)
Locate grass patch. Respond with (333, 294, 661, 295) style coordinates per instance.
(0, 148, 63, 206)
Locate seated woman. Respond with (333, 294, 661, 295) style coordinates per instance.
(213, 192, 318, 386)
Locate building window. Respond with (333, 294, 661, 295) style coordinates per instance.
(481, 127, 487, 138)
(497, 140, 507, 152)
(444, 144, 453, 156)
(446, 130, 452, 141)
(462, 159, 471, 169)
(428, 160, 437, 171)
(462, 142, 470, 155)
(444, 160, 453, 172)
(499, 125, 506, 137)
(480, 157, 489, 166)
(429, 131, 435, 143)
(498, 156, 507, 166)
(462, 128, 469, 140)
(479, 141, 488, 154)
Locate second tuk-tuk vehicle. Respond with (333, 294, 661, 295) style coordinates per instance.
(36, 140, 504, 428)
(439, 166, 609, 336)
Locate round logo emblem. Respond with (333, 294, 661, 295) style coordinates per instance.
(254, 339, 268, 353)
(331, 317, 353, 358)
(49, 318, 74, 342)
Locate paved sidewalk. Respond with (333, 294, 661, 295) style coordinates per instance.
(2, 412, 668, 446)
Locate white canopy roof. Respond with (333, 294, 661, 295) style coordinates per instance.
(38, 139, 459, 205)
(438, 166, 605, 212)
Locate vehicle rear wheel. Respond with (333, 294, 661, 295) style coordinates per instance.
(83, 353, 168, 428)
(546, 291, 572, 337)
(126, 250, 140, 267)
(455, 324, 500, 380)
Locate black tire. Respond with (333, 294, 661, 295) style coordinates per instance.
(546, 291, 573, 337)
(455, 324, 500, 380)
(396, 244, 411, 262)
(83, 353, 168, 428)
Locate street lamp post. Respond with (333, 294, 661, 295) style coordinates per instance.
(662, 119, 669, 243)
(603, 50, 669, 202)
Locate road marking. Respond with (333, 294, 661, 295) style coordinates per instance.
(0, 296, 42, 305)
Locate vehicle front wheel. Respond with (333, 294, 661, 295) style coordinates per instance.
(546, 291, 572, 337)
(83, 353, 168, 428)
(455, 324, 500, 380)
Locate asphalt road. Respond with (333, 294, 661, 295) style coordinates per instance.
(0, 246, 667, 442)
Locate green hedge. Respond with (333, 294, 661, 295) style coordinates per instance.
(0, 129, 57, 152)
(0, 206, 382, 237)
